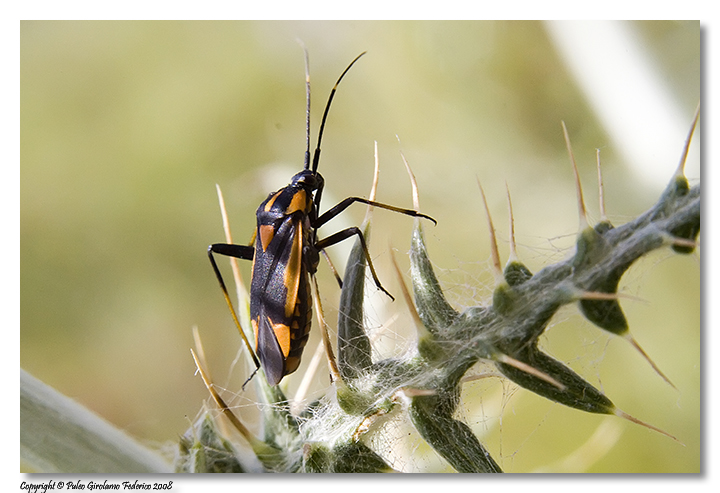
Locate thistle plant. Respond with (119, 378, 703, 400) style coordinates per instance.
(176, 108, 700, 473)
(20, 111, 699, 474)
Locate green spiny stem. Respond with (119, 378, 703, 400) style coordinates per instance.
(401, 179, 698, 469)
(176, 172, 698, 473)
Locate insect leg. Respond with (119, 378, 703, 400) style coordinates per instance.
(315, 227, 395, 301)
(320, 250, 344, 288)
(315, 196, 436, 228)
(208, 243, 254, 296)
(207, 243, 261, 370)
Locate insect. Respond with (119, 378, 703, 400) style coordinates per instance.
(208, 52, 435, 386)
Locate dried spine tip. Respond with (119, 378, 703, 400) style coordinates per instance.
(596, 149, 608, 223)
(506, 183, 518, 263)
(398, 143, 422, 212)
(477, 179, 503, 281)
(614, 408, 681, 444)
(561, 121, 589, 230)
(625, 335, 676, 390)
(675, 103, 700, 179)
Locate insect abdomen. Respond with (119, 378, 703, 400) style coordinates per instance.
(283, 267, 312, 376)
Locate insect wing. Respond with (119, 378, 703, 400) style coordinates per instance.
(250, 200, 308, 385)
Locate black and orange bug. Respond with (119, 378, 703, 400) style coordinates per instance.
(208, 52, 435, 386)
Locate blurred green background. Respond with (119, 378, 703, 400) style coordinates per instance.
(21, 21, 700, 472)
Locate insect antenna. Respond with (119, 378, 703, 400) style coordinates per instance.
(311, 51, 367, 173)
(302, 46, 312, 171)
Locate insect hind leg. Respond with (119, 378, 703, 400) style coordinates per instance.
(207, 243, 254, 303)
(207, 243, 261, 370)
(209, 242, 254, 260)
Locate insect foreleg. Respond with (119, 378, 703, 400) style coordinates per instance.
(314, 196, 436, 228)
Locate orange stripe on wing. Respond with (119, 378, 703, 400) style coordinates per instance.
(272, 321, 291, 357)
(283, 220, 304, 321)
(287, 189, 308, 214)
(259, 224, 274, 252)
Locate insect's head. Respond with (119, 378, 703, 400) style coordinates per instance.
(289, 168, 323, 193)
